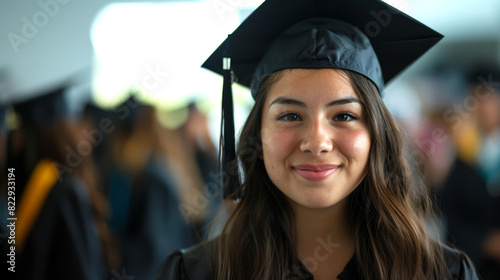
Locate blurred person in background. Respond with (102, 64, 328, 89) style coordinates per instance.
(467, 66, 500, 195)
(466, 66, 500, 279)
(417, 113, 500, 280)
(7, 84, 118, 280)
(414, 62, 482, 166)
(411, 63, 500, 279)
(81, 101, 116, 198)
(103, 94, 198, 280)
(176, 102, 221, 237)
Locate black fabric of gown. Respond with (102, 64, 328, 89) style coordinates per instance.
(155, 239, 481, 280)
(118, 155, 197, 280)
(17, 176, 107, 280)
(434, 158, 500, 279)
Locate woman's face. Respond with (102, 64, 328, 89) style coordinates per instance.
(261, 69, 371, 209)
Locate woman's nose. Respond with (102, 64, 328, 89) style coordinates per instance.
(299, 119, 333, 155)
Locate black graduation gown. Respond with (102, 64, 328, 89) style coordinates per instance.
(118, 155, 197, 280)
(155, 240, 481, 280)
(434, 158, 500, 279)
(435, 158, 500, 263)
(17, 176, 107, 280)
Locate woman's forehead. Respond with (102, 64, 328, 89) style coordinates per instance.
(265, 69, 359, 102)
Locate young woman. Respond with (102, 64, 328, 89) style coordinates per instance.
(156, 0, 481, 279)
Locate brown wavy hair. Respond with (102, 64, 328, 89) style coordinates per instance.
(213, 69, 448, 279)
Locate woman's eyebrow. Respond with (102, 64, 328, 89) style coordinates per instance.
(269, 97, 306, 108)
(326, 96, 364, 107)
(269, 96, 363, 108)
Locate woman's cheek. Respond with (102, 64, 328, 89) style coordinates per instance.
(340, 129, 371, 161)
(263, 127, 296, 155)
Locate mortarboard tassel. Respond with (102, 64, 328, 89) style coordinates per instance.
(220, 45, 240, 199)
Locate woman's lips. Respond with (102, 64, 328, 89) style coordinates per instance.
(293, 164, 339, 181)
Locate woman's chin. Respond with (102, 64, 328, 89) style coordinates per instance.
(289, 195, 346, 210)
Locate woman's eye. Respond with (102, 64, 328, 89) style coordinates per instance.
(278, 113, 302, 121)
(333, 113, 357, 122)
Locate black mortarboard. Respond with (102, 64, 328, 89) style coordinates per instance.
(113, 92, 146, 131)
(13, 84, 69, 128)
(202, 0, 443, 198)
(83, 102, 113, 128)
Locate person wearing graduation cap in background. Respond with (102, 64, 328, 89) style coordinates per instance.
(464, 66, 500, 279)
(155, 0, 481, 279)
(466, 66, 500, 196)
(7, 84, 118, 279)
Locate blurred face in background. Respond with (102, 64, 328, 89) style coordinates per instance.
(475, 88, 500, 134)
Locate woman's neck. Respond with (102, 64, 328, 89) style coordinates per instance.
(293, 198, 355, 279)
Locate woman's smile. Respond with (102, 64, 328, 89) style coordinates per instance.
(292, 164, 339, 182)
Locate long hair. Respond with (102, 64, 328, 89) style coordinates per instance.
(213, 69, 448, 279)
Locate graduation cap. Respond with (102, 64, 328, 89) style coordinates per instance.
(12, 84, 70, 129)
(113, 92, 146, 131)
(202, 0, 443, 198)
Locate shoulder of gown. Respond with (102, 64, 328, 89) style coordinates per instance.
(155, 240, 215, 280)
(155, 240, 481, 280)
(443, 244, 481, 280)
(19, 176, 107, 280)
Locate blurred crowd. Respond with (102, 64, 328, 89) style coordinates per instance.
(0, 62, 500, 279)
(0, 84, 223, 279)
(386, 63, 500, 280)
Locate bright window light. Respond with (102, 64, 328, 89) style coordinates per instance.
(90, 1, 256, 109)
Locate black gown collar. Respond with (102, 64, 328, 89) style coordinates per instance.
(296, 255, 361, 280)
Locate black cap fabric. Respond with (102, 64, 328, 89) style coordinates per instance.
(251, 18, 383, 95)
(202, 0, 443, 96)
(13, 85, 69, 128)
